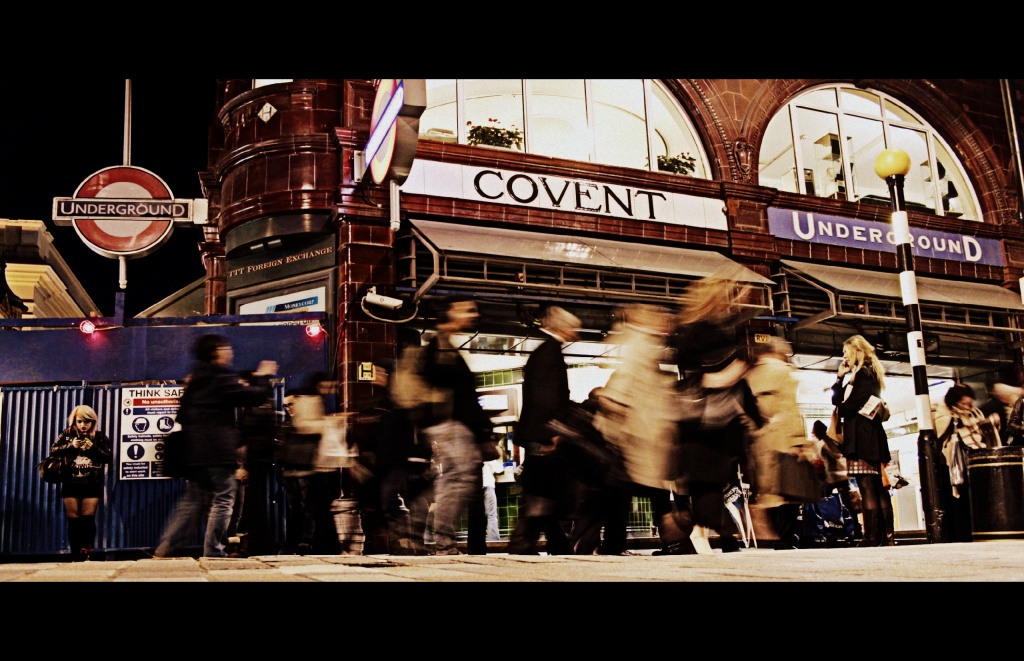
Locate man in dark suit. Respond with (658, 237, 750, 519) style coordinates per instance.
(506, 306, 581, 555)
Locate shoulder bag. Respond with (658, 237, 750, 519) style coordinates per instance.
(828, 408, 844, 445)
(37, 454, 67, 484)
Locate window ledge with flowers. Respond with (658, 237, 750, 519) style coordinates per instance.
(657, 152, 696, 175)
(467, 118, 523, 150)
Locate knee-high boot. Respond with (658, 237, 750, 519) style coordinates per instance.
(66, 517, 82, 560)
(79, 515, 96, 556)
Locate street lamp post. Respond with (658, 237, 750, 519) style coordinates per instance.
(874, 148, 945, 543)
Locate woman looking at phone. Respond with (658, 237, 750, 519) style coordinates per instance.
(831, 335, 894, 546)
(49, 405, 112, 561)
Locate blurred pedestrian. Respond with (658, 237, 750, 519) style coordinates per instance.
(811, 419, 863, 542)
(483, 443, 505, 542)
(596, 303, 687, 555)
(830, 334, 892, 547)
(228, 370, 281, 556)
(671, 274, 764, 553)
(561, 386, 632, 555)
(291, 371, 345, 555)
(48, 405, 112, 561)
(276, 389, 324, 554)
(746, 337, 821, 550)
(356, 361, 438, 555)
(506, 306, 581, 555)
(153, 334, 277, 558)
(420, 297, 497, 555)
(1006, 386, 1024, 446)
(979, 381, 1020, 442)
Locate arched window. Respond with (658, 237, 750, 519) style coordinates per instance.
(759, 84, 980, 221)
(418, 79, 710, 179)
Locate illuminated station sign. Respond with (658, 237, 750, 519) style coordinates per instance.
(364, 79, 426, 186)
(53, 165, 207, 259)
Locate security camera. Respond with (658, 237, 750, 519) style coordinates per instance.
(364, 287, 403, 310)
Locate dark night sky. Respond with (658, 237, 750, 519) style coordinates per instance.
(0, 48, 966, 321)
(0, 78, 218, 317)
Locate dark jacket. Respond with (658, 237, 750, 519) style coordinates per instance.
(672, 316, 763, 487)
(50, 427, 112, 487)
(237, 398, 280, 466)
(515, 333, 575, 500)
(516, 334, 572, 446)
(421, 333, 493, 444)
(176, 361, 274, 468)
(830, 366, 891, 464)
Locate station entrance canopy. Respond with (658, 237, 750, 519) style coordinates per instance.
(775, 259, 1024, 333)
(775, 259, 1024, 377)
(398, 219, 773, 339)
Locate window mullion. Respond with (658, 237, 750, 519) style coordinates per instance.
(521, 79, 532, 154)
(643, 79, 657, 172)
(456, 80, 467, 144)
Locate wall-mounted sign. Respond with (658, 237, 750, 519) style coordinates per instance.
(239, 286, 327, 315)
(118, 384, 185, 480)
(365, 79, 427, 185)
(768, 207, 1003, 266)
(52, 165, 208, 259)
(227, 234, 335, 289)
(401, 160, 728, 230)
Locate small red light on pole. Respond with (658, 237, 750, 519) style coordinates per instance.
(305, 322, 324, 338)
(79, 319, 96, 334)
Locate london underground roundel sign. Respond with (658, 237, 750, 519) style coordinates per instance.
(57, 166, 177, 259)
(364, 79, 426, 186)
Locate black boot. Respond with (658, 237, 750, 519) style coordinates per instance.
(79, 515, 96, 560)
(858, 511, 883, 547)
(67, 518, 85, 561)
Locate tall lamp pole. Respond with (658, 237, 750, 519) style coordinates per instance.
(874, 148, 945, 543)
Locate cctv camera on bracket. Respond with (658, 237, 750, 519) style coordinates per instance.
(363, 286, 403, 310)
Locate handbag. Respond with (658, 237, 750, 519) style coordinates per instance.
(677, 377, 743, 431)
(37, 454, 66, 484)
(828, 408, 844, 445)
(775, 451, 824, 503)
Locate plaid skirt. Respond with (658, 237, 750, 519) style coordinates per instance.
(846, 459, 880, 475)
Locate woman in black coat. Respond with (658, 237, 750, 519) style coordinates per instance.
(49, 405, 112, 561)
(831, 334, 893, 546)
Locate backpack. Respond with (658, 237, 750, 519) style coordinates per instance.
(389, 342, 452, 424)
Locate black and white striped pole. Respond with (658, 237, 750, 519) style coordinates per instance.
(875, 148, 945, 543)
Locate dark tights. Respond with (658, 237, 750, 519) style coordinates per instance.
(854, 471, 894, 546)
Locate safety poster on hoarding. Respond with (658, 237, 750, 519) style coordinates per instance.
(118, 385, 185, 480)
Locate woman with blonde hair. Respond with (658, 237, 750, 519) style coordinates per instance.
(671, 273, 764, 553)
(48, 405, 112, 561)
(831, 334, 893, 546)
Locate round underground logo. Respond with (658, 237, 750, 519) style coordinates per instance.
(70, 166, 176, 259)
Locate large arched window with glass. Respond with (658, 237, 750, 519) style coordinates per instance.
(759, 84, 980, 221)
(418, 79, 710, 179)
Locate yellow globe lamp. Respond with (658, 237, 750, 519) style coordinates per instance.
(874, 148, 912, 178)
